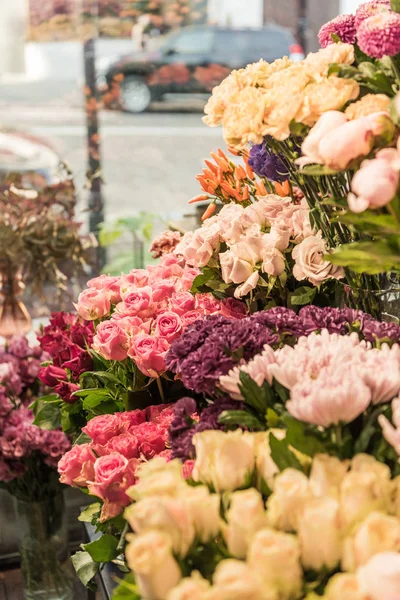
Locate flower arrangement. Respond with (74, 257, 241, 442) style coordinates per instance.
(0, 336, 70, 501)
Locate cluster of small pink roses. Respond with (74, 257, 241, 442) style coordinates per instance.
(175, 194, 343, 295)
(58, 405, 179, 521)
(75, 253, 243, 377)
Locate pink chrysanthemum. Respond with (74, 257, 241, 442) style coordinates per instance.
(358, 12, 400, 58)
(355, 0, 391, 29)
(318, 14, 357, 48)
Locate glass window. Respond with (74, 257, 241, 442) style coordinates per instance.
(167, 28, 214, 54)
(215, 29, 293, 62)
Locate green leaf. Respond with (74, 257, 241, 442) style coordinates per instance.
(290, 286, 317, 306)
(218, 410, 265, 430)
(73, 388, 111, 398)
(238, 372, 275, 415)
(78, 503, 101, 523)
(328, 239, 400, 274)
(190, 269, 216, 293)
(269, 433, 303, 472)
(32, 400, 62, 430)
(83, 534, 119, 563)
(83, 371, 122, 384)
(391, 0, 400, 12)
(354, 44, 371, 64)
(332, 211, 399, 235)
(112, 573, 140, 600)
(283, 416, 326, 457)
(71, 551, 99, 589)
(90, 400, 123, 415)
(266, 407, 280, 428)
(75, 432, 92, 445)
(83, 392, 112, 410)
(301, 164, 341, 176)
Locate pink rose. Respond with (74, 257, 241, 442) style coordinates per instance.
(220, 298, 248, 320)
(264, 219, 292, 251)
(298, 111, 348, 167)
(54, 381, 80, 403)
(154, 312, 182, 343)
(93, 320, 129, 361)
(292, 235, 344, 286)
(180, 310, 204, 327)
(117, 409, 147, 431)
(83, 414, 121, 446)
(128, 334, 170, 376)
(38, 365, 67, 387)
(104, 433, 139, 459)
(255, 195, 293, 222)
(151, 280, 177, 303)
(111, 315, 144, 337)
(195, 294, 222, 314)
(135, 422, 167, 458)
(261, 246, 285, 276)
(234, 271, 260, 299)
(291, 203, 314, 243)
(88, 454, 138, 518)
(179, 266, 201, 292)
(358, 552, 400, 600)
(181, 231, 216, 268)
(121, 269, 149, 290)
(147, 405, 175, 431)
(75, 288, 111, 321)
(119, 287, 153, 318)
(348, 157, 399, 213)
(169, 291, 195, 315)
(220, 240, 262, 285)
(87, 274, 122, 304)
(92, 452, 128, 487)
(182, 460, 195, 479)
(58, 443, 96, 487)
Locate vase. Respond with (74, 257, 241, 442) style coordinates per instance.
(0, 262, 31, 338)
(15, 492, 74, 600)
(336, 275, 400, 322)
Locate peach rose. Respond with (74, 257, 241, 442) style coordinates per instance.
(292, 235, 344, 286)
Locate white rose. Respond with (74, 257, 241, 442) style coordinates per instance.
(342, 512, 400, 572)
(184, 486, 220, 543)
(357, 552, 400, 600)
(223, 489, 266, 558)
(125, 532, 182, 600)
(391, 475, 400, 517)
(266, 468, 311, 532)
(129, 458, 186, 501)
(324, 573, 367, 600)
(124, 497, 195, 557)
(248, 528, 302, 600)
(351, 454, 391, 481)
(309, 454, 349, 498)
(207, 559, 266, 600)
(339, 470, 392, 532)
(298, 497, 341, 571)
(254, 430, 283, 491)
(192, 430, 255, 493)
(166, 572, 210, 600)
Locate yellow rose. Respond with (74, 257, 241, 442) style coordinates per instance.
(223, 488, 266, 559)
(298, 497, 341, 571)
(125, 532, 182, 600)
(342, 512, 400, 572)
(266, 468, 311, 532)
(254, 430, 283, 491)
(323, 573, 368, 600)
(248, 528, 302, 600)
(309, 454, 350, 498)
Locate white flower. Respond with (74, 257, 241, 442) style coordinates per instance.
(166, 572, 210, 600)
(128, 458, 186, 501)
(266, 468, 311, 531)
(357, 552, 400, 600)
(184, 486, 220, 544)
(207, 560, 267, 600)
(125, 532, 182, 600)
(324, 573, 367, 600)
(223, 489, 266, 558)
(309, 454, 349, 498)
(298, 496, 341, 571)
(254, 429, 283, 491)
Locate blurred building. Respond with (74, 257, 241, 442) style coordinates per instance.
(263, 0, 340, 51)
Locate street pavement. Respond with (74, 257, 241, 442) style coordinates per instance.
(0, 78, 224, 226)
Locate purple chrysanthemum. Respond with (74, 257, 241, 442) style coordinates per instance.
(361, 319, 400, 343)
(357, 12, 400, 58)
(318, 14, 357, 48)
(355, 0, 391, 29)
(253, 307, 307, 338)
(248, 143, 289, 183)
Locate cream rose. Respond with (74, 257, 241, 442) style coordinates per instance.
(208, 560, 266, 600)
(248, 528, 302, 600)
(192, 430, 255, 493)
(223, 489, 266, 559)
(292, 234, 344, 286)
(128, 458, 186, 501)
(324, 573, 367, 600)
(357, 552, 400, 600)
(266, 468, 311, 531)
(254, 430, 283, 491)
(184, 486, 220, 544)
(342, 512, 400, 572)
(309, 454, 349, 498)
(298, 496, 341, 571)
(125, 532, 182, 600)
(261, 246, 286, 277)
(124, 497, 195, 557)
(166, 572, 210, 600)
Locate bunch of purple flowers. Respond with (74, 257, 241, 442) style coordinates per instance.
(0, 336, 71, 500)
(166, 306, 400, 396)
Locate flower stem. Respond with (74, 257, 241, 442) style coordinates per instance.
(156, 377, 165, 403)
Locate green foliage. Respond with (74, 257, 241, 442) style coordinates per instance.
(391, 0, 400, 12)
(83, 534, 119, 563)
(283, 417, 326, 457)
(112, 573, 140, 600)
(71, 551, 98, 590)
(78, 503, 101, 523)
(238, 372, 275, 414)
(328, 238, 400, 274)
(331, 211, 399, 235)
(289, 286, 317, 307)
(218, 410, 265, 430)
(269, 433, 303, 472)
(32, 399, 62, 430)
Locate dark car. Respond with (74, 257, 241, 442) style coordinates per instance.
(99, 25, 304, 113)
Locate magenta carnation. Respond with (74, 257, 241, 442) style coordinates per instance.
(358, 12, 400, 58)
(318, 14, 357, 48)
(355, 0, 391, 28)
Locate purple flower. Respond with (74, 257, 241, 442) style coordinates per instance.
(318, 14, 357, 48)
(248, 143, 289, 183)
(357, 12, 400, 58)
(298, 306, 351, 335)
(361, 319, 400, 343)
(253, 307, 306, 337)
(7, 336, 32, 359)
